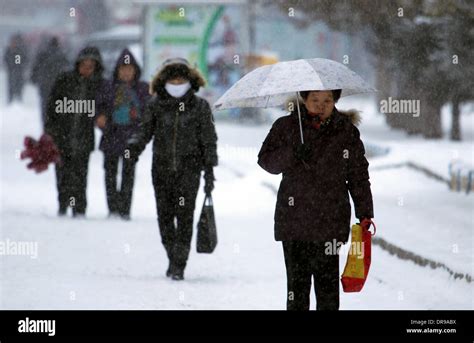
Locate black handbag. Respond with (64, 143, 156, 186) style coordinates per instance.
(196, 194, 217, 253)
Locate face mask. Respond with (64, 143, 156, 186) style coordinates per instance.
(165, 82, 191, 98)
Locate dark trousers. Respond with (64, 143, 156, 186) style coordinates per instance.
(153, 169, 201, 271)
(282, 241, 340, 311)
(7, 71, 24, 103)
(39, 89, 49, 128)
(55, 151, 90, 215)
(104, 154, 136, 216)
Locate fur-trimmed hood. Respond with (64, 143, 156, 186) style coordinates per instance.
(285, 96, 362, 126)
(337, 108, 362, 126)
(149, 61, 206, 96)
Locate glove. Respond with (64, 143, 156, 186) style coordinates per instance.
(204, 167, 215, 195)
(293, 143, 312, 162)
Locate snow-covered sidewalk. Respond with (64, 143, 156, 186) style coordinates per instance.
(1, 84, 472, 309)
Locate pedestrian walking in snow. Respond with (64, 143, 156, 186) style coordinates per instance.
(31, 36, 69, 128)
(45, 46, 106, 217)
(96, 49, 149, 220)
(127, 58, 218, 280)
(3, 34, 29, 103)
(258, 90, 374, 310)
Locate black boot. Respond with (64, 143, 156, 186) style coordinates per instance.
(58, 205, 67, 217)
(166, 261, 174, 278)
(108, 211, 120, 218)
(166, 262, 184, 280)
(120, 213, 131, 221)
(72, 208, 86, 218)
(171, 267, 184, 281)
(171, 244, 188, 281)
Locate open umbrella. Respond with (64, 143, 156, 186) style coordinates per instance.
(214, 58, 376, 143)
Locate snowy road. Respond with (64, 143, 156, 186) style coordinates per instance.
(1, 83, 472, 309)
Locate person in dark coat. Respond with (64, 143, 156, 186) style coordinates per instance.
(3, 34, 28, 103)
(45, 46, 106, 217)
(31, 36, 69, 127)
(258, 90, 374, 310)
(128, 58, 218, 280)
(96, 49, 149, 220)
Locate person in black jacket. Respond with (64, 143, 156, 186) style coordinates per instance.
(3, 34, 28, 103)
(45, 46, 106, 217)
(31, 36, 69, 128)
(128, 58, 218, 280)
(258, 90, 374, 310)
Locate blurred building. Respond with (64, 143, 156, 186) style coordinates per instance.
(140, 0, 374, 106)
(0, 0, 374, 92)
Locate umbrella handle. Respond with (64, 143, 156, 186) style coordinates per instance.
(296, 92, 304, 144)
(296, 92, 310, 170)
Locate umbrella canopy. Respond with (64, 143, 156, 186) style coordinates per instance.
(213, 58, 376, 110)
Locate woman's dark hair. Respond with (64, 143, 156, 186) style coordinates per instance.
(300, 89, 342, 102)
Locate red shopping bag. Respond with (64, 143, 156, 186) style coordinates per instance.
(341, 219, 376, 292)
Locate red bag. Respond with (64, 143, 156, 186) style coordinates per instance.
(341, 219, 376, 292)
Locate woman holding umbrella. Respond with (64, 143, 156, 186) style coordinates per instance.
(214, 57, 375, 309)
(257, 89, 374, 310)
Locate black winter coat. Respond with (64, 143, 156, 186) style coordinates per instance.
(31, 47, 68, 97)
(131, 89, 218, 175)
(45, 71, 104, 155)
(258, 107, 374, 243)
(45, 48, 105, 156)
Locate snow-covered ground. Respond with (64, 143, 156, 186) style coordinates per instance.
(1, 76, 473, 309)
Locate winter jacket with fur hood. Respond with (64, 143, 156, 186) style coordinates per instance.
(130, 62, 218, 175)
(258, 104, 373, 242)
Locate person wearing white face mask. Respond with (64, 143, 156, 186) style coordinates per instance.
(127, 58, 218, 280)
(165, 80, 191, 98)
